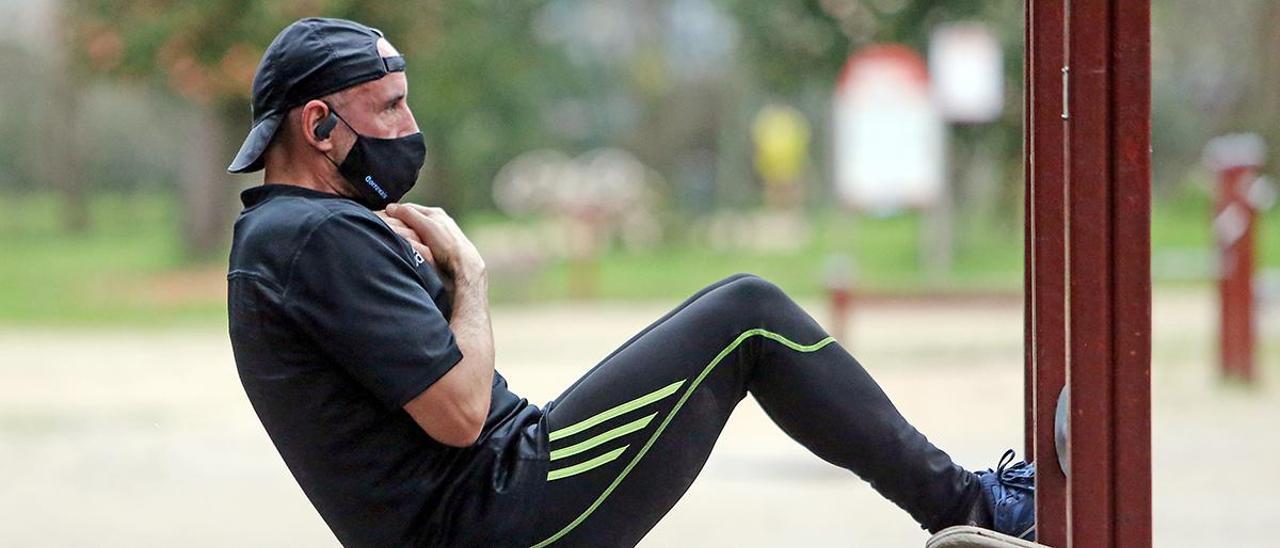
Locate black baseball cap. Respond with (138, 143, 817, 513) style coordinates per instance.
(227, 17, 407, 173)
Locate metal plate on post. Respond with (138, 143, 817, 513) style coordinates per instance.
(1055, 386, 1069, 477)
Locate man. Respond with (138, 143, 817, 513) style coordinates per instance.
(226, 18, 1035, 548)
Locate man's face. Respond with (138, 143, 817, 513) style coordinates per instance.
(328, 38, 419, 162)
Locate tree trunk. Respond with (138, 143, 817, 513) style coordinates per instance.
(179, 103, 239, 258)
(45, 4, 88, 233)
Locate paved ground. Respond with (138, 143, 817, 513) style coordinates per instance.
(0, 288, 1276, 547)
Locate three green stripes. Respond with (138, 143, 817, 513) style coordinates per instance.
(532, 328, 837, 547)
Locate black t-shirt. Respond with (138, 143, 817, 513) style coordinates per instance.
(227, 184, 547, 547)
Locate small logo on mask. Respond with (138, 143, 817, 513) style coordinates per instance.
(412, 250, 426, 265)
(365, 175, 388, 199)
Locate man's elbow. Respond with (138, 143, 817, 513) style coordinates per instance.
(436, 410, 485, 448)
(403, 364, 493, 447)
(435, 429, 480, 448)
(407, 392, 489, 448)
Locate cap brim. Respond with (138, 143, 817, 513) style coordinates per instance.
(227, 112, 284, 173)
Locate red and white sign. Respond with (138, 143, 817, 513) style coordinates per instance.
(833, 45, 945, 211)
(929, 23, 1004, 124)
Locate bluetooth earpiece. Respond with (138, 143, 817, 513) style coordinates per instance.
(314, 111, 338, 140)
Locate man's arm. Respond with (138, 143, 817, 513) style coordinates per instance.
(388, 203, 495, 448)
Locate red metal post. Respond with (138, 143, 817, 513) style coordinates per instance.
(828, 286, 852, 344)
(1106, 4, 1154, 546)
(1023, 0, 1036, 463)
(1027, 0, 1152, 546)
(824, 255, 855, 344)
(1214, 164, 1260, 383)
(1065, 0, 1118, 543)
(1025, 0, 1069, 544)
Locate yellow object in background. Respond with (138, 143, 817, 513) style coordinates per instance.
(751, 103, 811, 187)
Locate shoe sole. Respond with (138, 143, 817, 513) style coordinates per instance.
(925, 526, 1047, 548)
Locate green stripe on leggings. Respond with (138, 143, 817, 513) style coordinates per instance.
(530, 328, 837, 547)
(550, 413, 657, 462)
(547, 445, 630, 481)
(548, 379, 684, 442)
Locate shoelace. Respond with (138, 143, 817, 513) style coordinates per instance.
(995, 449, 1036, 491)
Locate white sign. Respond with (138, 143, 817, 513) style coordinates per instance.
(833, 45, 945, 211)
(929, 23, 1004, 123)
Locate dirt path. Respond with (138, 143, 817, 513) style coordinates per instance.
(0, 289, 1275, 546)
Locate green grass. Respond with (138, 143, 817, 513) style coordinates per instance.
(0, 192, 224, 326)
(490, 210, 1026, 303)
(0, 188, 1274, 326)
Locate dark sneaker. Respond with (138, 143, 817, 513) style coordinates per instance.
(975, 449, 1036, 541)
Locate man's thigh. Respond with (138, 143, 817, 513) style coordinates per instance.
(530, 277, 763, 547)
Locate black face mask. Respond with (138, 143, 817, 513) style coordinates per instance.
(325, 108, 426, 210)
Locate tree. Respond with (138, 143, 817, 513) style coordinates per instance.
(69, 0, 302, 256)
(67, 0, 576, 255)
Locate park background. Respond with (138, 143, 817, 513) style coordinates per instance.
(0, 0, 1277, 546)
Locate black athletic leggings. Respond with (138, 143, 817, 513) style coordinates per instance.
(525, 274, 980, 547)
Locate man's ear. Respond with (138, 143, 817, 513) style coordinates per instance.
(299, 99, 337, 152)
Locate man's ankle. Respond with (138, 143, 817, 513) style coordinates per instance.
(964, 488, 994, 529)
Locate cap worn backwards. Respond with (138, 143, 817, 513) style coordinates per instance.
(227, 17, 407, 174)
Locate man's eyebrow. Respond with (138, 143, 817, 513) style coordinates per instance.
(385, 92, 406, 108)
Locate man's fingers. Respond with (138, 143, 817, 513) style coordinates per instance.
(387, 203, 435, 233)
(388, 203, 450, 251)
(405, 203, 444, 216)
(409, 240, 436, 266)
(402, 203, 463, 236)
(385, 219, 417, 239)
(378, 212, 424, 245)
(393, 226, 422, 245)
(386, 215, 434, 263)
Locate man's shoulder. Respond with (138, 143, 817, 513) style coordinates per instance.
(229, 189, 390, 285)
(243, 188, 371, 229)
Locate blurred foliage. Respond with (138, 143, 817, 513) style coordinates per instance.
(0, 0, 1271, 318)
(63, 0, 1031, 213)
(729, 0, 1011, 93)
(32, 0, 1280, 210)
(66, 0, 585, 212)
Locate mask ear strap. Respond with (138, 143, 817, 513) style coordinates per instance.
(316, 103, 345, 169)
(315, 99, 359, 139)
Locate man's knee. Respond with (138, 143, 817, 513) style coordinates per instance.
(719, 273, 790, 307)
(707, 272, 757, 289)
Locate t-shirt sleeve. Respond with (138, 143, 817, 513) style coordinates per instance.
(284, 210, 464, 410)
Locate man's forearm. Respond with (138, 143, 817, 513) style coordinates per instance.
(446, 268, 495, 419)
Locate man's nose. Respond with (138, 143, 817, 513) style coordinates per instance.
(403, 108, 420, 137)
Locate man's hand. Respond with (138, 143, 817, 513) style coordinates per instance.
(383, 202, 495, 448)
(385, 203, 485, 284)
(376, 211, 437, 267)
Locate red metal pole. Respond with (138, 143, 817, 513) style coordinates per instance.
(1215, 165, 1259, 383)
(828, 286, 852, 344)
(1065, 0, 1153, 546)
(1028, 0, 1152, 545)
(1026, 0, 1069, 544)
(1065, 0, 1116, 542)
(1023, 0, 1036, 463)
(1108, 4, 1154, 545)
(824, 255, 855, 344)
